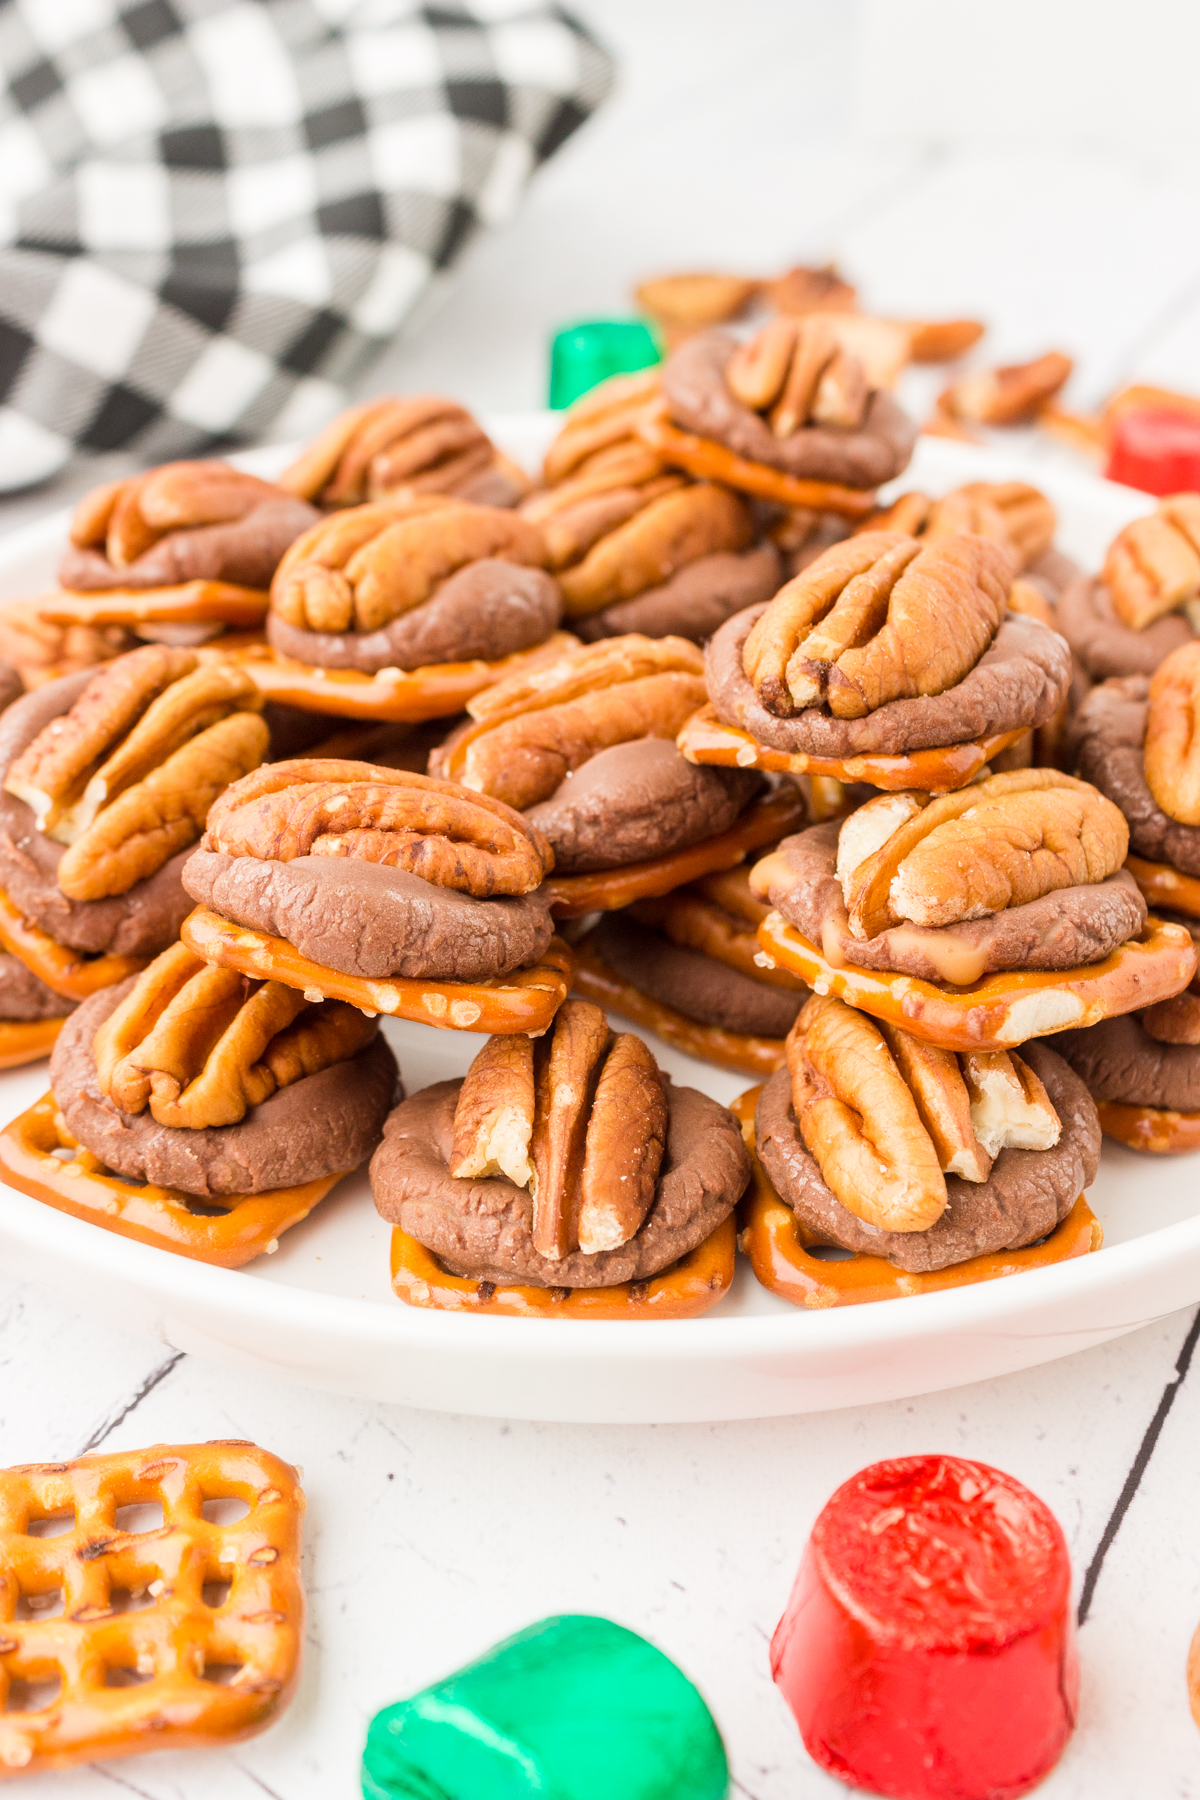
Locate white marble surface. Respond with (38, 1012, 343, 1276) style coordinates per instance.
(5, 2, 1200, 1794)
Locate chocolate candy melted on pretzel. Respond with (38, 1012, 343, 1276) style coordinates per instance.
(60, 461, 317, 593)
(3, 645, 268, 899)
(203, 757, 554, 898)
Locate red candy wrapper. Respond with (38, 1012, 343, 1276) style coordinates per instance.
(1106, 406, 1200, 496)
(771, 1455, 1077, 1800)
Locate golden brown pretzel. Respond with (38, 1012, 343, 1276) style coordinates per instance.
(0, 882, 147, 1002)
(755, 910, 1197, 1051)
(213, 631, 580, 725)
(637, 411, 879, 518)
(206, 758, 552, 898)
(0, 1090, 347, 1266)
(35, 582, 270, 630)
(1095, 1100, 1200, 1155)
(731, 1087, 1101, 1309)
(634, 866, 804, 992)
(677, 702, 1024, 794)
(1125, 853, 1200, 920)
(390, 1212, 736, 1319)
(0, 1019, 65, 1070)
(0, 1438, 303, 1772)
(181, 907, 575, 1036)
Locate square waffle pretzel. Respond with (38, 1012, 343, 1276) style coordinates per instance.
(0, 1441, 303, 1774)
(0, 1093, 345, 1267)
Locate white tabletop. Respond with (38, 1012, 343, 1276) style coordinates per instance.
(5, 4, 1200, 1795)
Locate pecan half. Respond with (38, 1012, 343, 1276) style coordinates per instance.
(742, 530, 1010, 719)
(271, 500, 548, 633)
(448, 1033, 535, 1187)
(1145, 640, 1200, 824)
(56, 710, 269, 901)
(634, 271, 757, 332)
(70, 463, 286, 568)
(1104, 494, 1200, 631)
(205, 758, 553, 896)
(941, 351, 1073, 426)
(922, 481, 1056, 572)
(5, 644, 268, 892)
(903, 318, 986, 363)
(542, 370, 665, 487)
(727, 318, 870, 434)
(434, 635, 706, 810)
(278, 395, 507, 506)
(787, 993, 1060, 1229)
(555, 482, 753, 617)
(837, 768, 1129, 938)
(764, 264, 857, 316)
(448, 999, 667, 1260)
(93, 940, 374, 1128)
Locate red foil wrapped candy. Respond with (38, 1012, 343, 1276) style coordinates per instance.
(771, 1455, 1077, 1800)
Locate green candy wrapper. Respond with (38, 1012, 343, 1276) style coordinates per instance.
(361, 1613, 728, 1800)
(548, 320, 661, 409)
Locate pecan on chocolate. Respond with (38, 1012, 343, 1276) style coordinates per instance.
(941, 351, 1073, 426)
(1144, 639, 1200, 824)
(1104, 494, 1200, 632)
(741, 529, 1010, 718)
(431, 633, 707, 809)
(93, 940, 376, 1128)
(278, 395, 526, 508)
(541, 369, 666, 488)
(0, 602, 135, 689)
(448, 998, 668, 1260)
(3, 645, 269, 896)
(270, 498, 549, 634)
(61, 461, 316, 592)
(204, 758, 554, 897)
(764, 264, 857, 317)
(787, 992, 1059, 1231)
(727, 317, 870, 434)
(835, 768, 1129, 939)
(862, 480, 1056, 574)
(544, 482, 755, 620)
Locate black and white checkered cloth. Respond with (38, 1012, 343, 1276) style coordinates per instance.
(0, 0, 612, 491)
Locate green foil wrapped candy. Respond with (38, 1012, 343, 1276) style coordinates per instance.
(361, 1613, 728, 1800)
(548, 319, 661, 410)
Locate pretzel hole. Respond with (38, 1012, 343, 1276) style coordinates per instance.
(25, 1510, 73, 1538)
(201, 1659, 245, 1685)
(201, 1497, 249, 1525)
(108, 1585, 157, 1615)
(14, 1587, 63, 1620)
(805, 1243, 856, 1262)
(104, 1664, 154, 1688)
(113, 1502, 163, 1534)
(183, 1196, 234, 1218)
(202, 1579, 232, 1609)
(5, 1673, 61, 1712)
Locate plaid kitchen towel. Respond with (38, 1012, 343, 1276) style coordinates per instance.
(0, 0, 612, 491)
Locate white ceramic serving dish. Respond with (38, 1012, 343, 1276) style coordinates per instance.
(0, 424, 1180, 1424)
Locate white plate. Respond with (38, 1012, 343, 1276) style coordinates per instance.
(0, 425, 1180, 1425)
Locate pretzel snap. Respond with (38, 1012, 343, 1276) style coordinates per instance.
(638, 413, 878, 517)
(1126, 853, 1200, 920)
(0, 1018, 66, 1069)
(390, 1211, 736, 1318)
(206, 758, 552, 898)
(181, 907, 574, 1035)
(677, 703, 1024, 793)
(0, 881, 146, 1002)
(0, 1090, 347, 1266)
(0, 1438, 303, 1772)
(731, 1086, 1101, 1309)
(756, 910, 1196, 1051)
(218, 630, 580, 724)
(36, 582, 270, 629)
(1095, 1100, 1200, 1155)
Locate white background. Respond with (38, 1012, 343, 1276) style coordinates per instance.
(6, 3, 1200, 1795)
